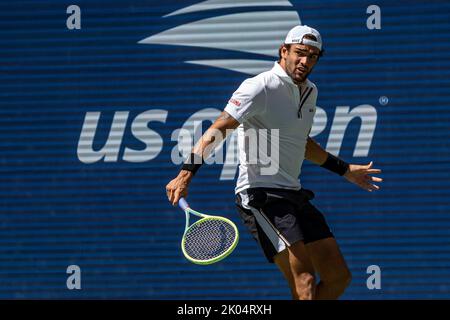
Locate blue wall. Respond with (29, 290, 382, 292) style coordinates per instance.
(1, 0, 450, 299)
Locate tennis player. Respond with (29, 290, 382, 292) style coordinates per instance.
(166, 25, 382, 300)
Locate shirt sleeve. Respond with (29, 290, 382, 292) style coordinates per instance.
(224, 78, 267, 123)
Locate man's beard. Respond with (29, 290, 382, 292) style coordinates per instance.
(287, 66, 311, 85)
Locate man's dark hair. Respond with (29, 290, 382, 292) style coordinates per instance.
(277, 34, 324, 62)
(278, 44, 291, 63)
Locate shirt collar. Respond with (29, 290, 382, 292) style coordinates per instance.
(271, 61, 307, 87)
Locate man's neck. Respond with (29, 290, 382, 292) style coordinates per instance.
(277, 61, 307, 86)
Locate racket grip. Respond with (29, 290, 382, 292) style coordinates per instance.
(178, 197, 189, 211)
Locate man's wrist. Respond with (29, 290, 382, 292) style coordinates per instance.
(320, 152, 349, 176)
(181, 152, 204, 175)
(179, 169, 194, 180)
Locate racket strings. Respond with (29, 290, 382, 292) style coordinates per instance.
(183, 219, 236, 261)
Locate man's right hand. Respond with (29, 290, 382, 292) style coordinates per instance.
(165, 170, 194, 206)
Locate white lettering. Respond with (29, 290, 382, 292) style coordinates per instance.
(66, 5, 81, 30)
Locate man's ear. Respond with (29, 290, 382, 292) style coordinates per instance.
(281, 46, 288, 60)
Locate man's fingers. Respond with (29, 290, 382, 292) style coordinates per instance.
(359, 180, 380, 192)
(166, 183, 175, 204)
(366, 169, 381, 174)
(167, 188, 174, 204)
(366, 183, 380, 191)
(365, 176, 383, 183)
(174, 189, 189, 206)
(172, 190, 181, 206)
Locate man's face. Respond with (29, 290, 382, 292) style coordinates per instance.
(281, 43, 320, 84)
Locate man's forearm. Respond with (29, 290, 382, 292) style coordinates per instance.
(305, 136, 328, 165)
(305, 136, 349, 176)
(181, 111, 240, 174)
(192, 127, 227, 160)
(180, 126, 228, 175)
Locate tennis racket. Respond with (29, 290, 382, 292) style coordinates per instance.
(178, 197, 239, 265)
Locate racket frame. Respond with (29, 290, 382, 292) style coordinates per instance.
(179, 199, 239, 265)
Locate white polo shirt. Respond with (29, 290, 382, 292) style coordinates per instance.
(224, 62, 318, 194)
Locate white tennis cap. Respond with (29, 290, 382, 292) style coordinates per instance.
(284, 25, 322, 50)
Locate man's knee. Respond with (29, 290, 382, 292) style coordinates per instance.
(294, 272, 316, 300)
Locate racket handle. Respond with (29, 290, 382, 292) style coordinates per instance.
(178, 197, 189, 211)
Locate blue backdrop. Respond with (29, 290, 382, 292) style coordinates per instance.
(1, 0, 450, 299)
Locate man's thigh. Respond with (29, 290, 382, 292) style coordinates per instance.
(274, 240, 315, 277)
(305, 237, 351, 282)
(274, 240, 316, 299)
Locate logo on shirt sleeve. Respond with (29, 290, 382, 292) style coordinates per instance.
(229, 98, 242, 107)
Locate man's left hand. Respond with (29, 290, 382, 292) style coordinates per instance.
(344, 161, 383, 192)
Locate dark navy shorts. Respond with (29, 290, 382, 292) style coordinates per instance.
(236, 187, 334, 263)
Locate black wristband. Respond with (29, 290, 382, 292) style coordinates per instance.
(181, 153, 204, 175)
(320, 152, 349, 176)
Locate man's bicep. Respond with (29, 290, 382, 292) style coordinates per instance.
(212, 111, 240, 132)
